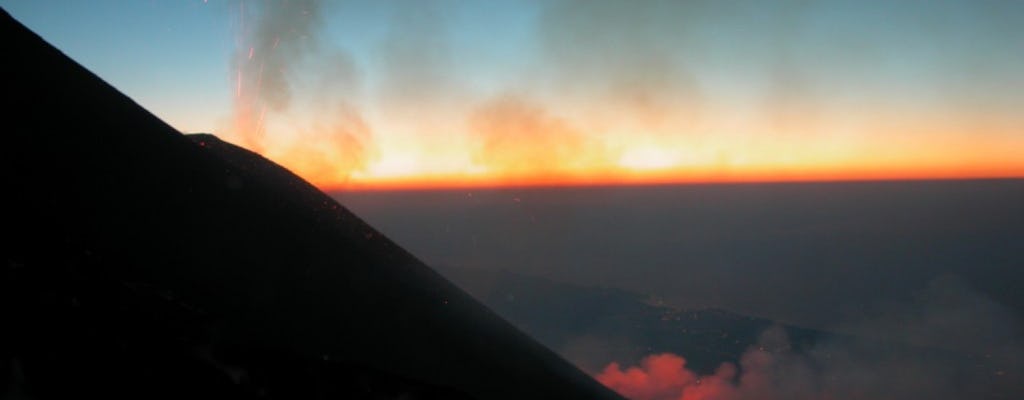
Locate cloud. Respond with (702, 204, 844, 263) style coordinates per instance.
(232, 0, 322, 151)
(536, 0, 705, 130)
(230, 0, 372, 184)
(279, 102, 372, 187)
(374, 0, 462, 124)
(597, 276, 1024, 400)
(596, 329, 801, 400)
(220, 0, 1024, 186)
(837, 274, 1023, 355)
(467, 94, 608, 178)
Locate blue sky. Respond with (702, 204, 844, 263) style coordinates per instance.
(1, 0, 545, 133)
(4, 0, 1023, 187)
(3, 1, 234, 132)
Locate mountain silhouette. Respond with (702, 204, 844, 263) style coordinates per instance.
(0, 8, 623, 400)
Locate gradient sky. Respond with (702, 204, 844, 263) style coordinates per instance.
(4, 0, 1023, 189)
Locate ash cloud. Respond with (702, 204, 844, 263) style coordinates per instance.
(375, 0, 463, 125)
(533, 0, 1024, 142)
(536, 0, 705, 131)
(215, 1, 1024, 184)
(231, 0, 372, 182)
(467, 95, 608, 177)
(597, 276, 1024, 400)
(532, 0, 838, 136)
(233, 0, 322, 151)
(237, 0, 321, 112)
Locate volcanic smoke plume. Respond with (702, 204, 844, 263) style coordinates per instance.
(232, 0, 319, 151)
(231, 0, 371, 185)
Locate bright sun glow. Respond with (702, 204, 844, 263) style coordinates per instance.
(617, 147, 680, 171)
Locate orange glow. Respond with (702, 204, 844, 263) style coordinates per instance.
(316, 166, 1024, 192)
(255, 122, 1024, 191)
(210, 0, 1024, 192)
(224, 78, 1024, 191)
(617, 147, 682, 171)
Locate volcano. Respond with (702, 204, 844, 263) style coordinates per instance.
(0, 8, 622, 400)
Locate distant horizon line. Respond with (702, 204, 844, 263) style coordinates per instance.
(183, 132, 1024, 193)
(322, 175, 1024, 193)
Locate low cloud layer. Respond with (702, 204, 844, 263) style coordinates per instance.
(597, 276, 1023, 400)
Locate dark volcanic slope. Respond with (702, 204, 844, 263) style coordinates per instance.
(1, 9, 622, 400)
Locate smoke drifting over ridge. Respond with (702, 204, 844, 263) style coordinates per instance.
(232, 0, 319, 150)
(231, 0, 371, 185)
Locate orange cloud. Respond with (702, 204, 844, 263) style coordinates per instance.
(597, 353, 739, 400)
(467, 95, 610, 180)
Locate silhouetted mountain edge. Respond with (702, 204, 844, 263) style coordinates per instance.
(1, 8, 622, 400)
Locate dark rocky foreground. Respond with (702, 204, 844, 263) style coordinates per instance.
(0, 8, 623, 400)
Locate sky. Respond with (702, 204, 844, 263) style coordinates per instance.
(3, 0, 1023, 189)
